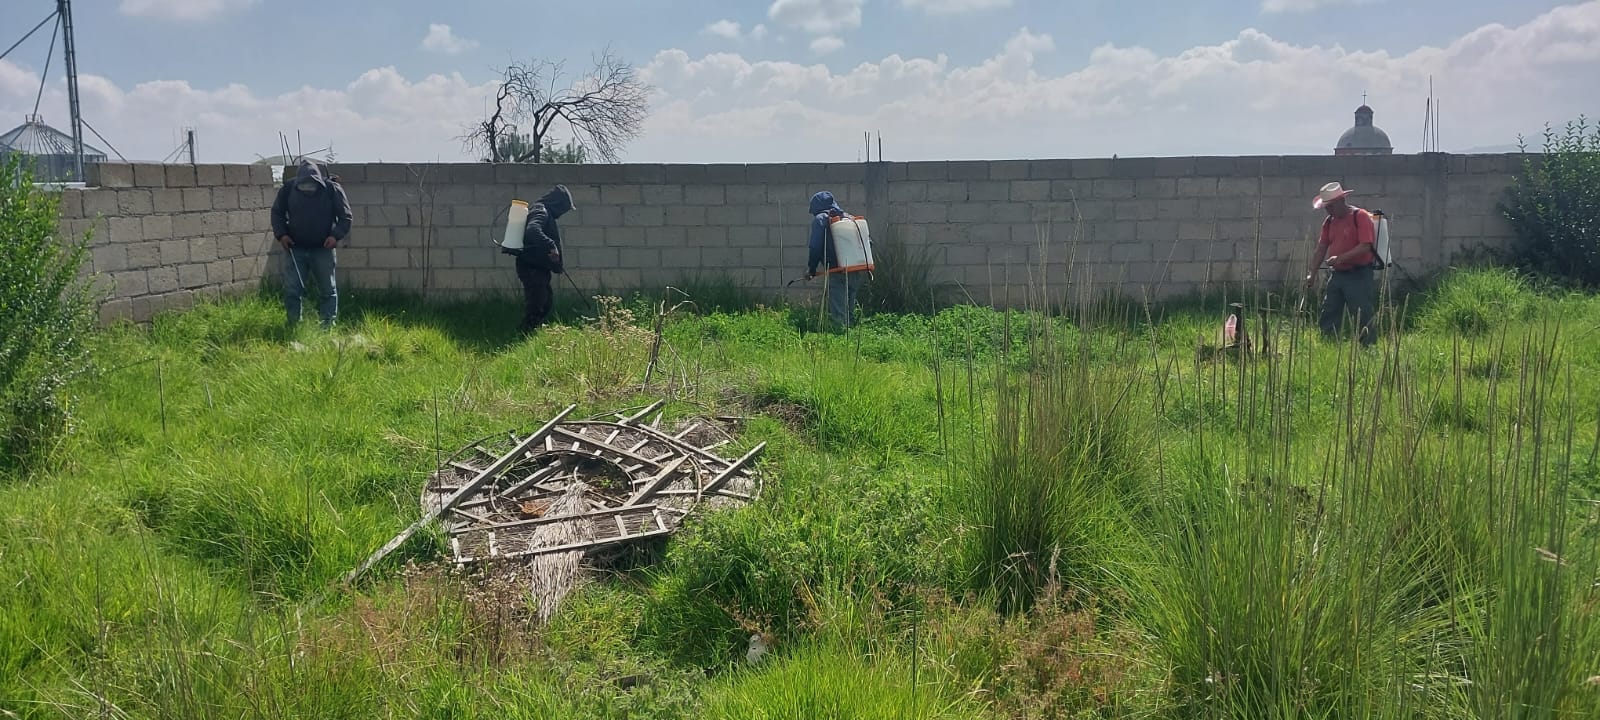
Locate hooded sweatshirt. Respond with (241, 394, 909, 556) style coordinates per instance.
(270, 159, 353, 249)
(807, 190, 846, 275)
(516, 185, 575, 273)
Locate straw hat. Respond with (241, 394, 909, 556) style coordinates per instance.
(1312, 181, 1353, 209)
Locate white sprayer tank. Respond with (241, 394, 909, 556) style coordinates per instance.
(827, 214, 874, 273)
(501, 200, 529, 252)
(1372, 211, 1392, 267)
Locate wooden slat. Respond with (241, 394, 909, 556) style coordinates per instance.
(462, 528, 675, 564)
(343, 404, 577, 586)
(625, 456, 690, 506)
(551, 427, 665, 467)
(448, 503, 660, 535)
(701, 443, 766, 496)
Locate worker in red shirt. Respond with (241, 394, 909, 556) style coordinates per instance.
(1304, 182, 1378, 347)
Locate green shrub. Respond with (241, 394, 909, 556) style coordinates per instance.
(0, 156, 100, 475)
(1501, 117, 1600, 287)
(1416, 268, 1539, 336)
(699, 642, 984, 720)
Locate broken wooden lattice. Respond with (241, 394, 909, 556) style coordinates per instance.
(345, 401, 764, 596)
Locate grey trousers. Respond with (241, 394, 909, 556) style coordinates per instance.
(1319, 266, 1376, 346)
(823, 271, 866, 328)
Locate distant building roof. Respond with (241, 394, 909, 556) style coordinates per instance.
(1335, 104, 1393, 156)
(0, 115, 106, 158)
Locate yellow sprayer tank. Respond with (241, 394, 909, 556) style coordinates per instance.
(827, 214, 875, 273)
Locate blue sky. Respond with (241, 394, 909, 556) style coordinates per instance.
(2, 0, 1595, 162)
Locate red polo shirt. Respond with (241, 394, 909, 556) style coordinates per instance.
(1318, 206, 1376, 271)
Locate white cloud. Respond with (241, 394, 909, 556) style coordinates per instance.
(118, 0, 255, 22)
(811, 36, 846, 55)
(901, 0, 1013, 14)
(1262, 0, 1381, 13)
(703, 20, 744, 40)
(768, 0, 864, 35)
(4, 2, 1597, 163)
(420, 24, 479, 55)
(752, 24, 771, 41)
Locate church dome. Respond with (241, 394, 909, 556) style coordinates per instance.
(1334, 104, 1393, 155)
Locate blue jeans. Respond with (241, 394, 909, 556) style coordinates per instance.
(283, 246, 337, 327)
(823, 271, 866, 328)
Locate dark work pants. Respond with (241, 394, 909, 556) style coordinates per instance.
(1320, 266, 1377, 346)
(516, 263, 553, 333)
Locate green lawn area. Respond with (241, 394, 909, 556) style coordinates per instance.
(3, 268, 1599, 719)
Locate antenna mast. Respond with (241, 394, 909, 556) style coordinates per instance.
(57, 0, 85, 180)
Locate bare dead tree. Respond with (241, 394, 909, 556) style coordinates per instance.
(462, 48, 650, 164)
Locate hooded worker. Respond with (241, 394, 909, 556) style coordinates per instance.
(511, 184, 575, 334)
(270, 159, 353, 329)
(806, 190, 866, 329)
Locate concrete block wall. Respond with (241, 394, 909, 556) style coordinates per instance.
(60, 162, 278, 323)
(323, 153, 1520, 306)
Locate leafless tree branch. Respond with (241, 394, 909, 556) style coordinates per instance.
(459, 47, 650, 164)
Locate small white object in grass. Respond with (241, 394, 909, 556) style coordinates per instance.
(746, 632, 773, 665)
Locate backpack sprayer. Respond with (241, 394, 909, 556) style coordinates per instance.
(494, 198, 594, 314)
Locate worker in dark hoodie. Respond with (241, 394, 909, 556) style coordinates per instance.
(806, 190, 866, 329)
(505, 185, 575, 335)
(270, 159, 353, 329)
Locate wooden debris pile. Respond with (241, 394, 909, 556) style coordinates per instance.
(345, 401, 764, 589)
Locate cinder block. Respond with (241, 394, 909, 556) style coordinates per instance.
(1010, 180, 1052, 202)
(98, 297, 134, 325)
(745, 165, 786, 183)
(233, 256, 267, 280)
(1177, 221, 1215, 242)
(172, 213, 203, 238)
(1073, 159, 1115, 179)
(989, 161, 1029, 180)
(1134, 178, 1177, 199)
(706, 206, 746, 226)
(108, 217, 143, 244)
(663, 165, 710, 184)
(115, 190, 153, 215)
(947, 161, 988, 181)
(1218, 177, 1261, 196)
(227, 211, 257, 234)
(391, 227, 426, 247)
(1444, 216, 1483, 238)
(949, 203, 986, 223)
(92, 244, 128, 273)
(1259, 177, 1301, 197)
(907, 203, 947, 223)
(370, 164, 416, 183)
(579, 205, 624, 227)
(1153, 157, 1197, 177)
(1156, 199, 1199, 221)
(80, 190, 117, 218)
(888, 182, 926, 203)
(209, 186, 239, 210)
(1195, 157, 1238, 176)
(642, 185, 683, 205)
(1094, 179, 1135, 199)
(685, 185, 725, 205)
(165, 165, 197, 188)
(728, 227, 767, 247)
(1177, 177, 1219, 198)
(157, 239, 189, 265)
(747, 205, 781, 225)
(182, 188, 213, 212)
(196, 165, 225, 186)
(923, 182, 962, 202)
(601, 185, 643, 205)
(109, 270, 149, 297)
(124, 163, 164, 188)
(604, 226, 646, 248)
(822, 163, 865, 184)
(142, 215, 173, 240)
(149, 188, 182, 213)
(90, 163, 136, 188)
(205, 260, 233, 284)
(1136, 220, 1180, 242)
(624, 206, 665, 226)
(54, 189, 85, 220)
(446, 164, 496, 184)
(222, 165, 252, 185)
(726, 185, 768, 205)
(432, 184, 476, 205)
(905, 162, 947, 181)
(369, 248, 411, 268)
(146, 266, 179, 293)
(987, 203, 1032, 223)
(190, 237, 217, 262)
(177, 263, 208, 288)
(1114, 201, 1157, 221)
(660, 247, 701, 268)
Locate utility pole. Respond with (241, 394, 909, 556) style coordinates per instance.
(186, 128, 196, 164)
(58, 0, 84, 181)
